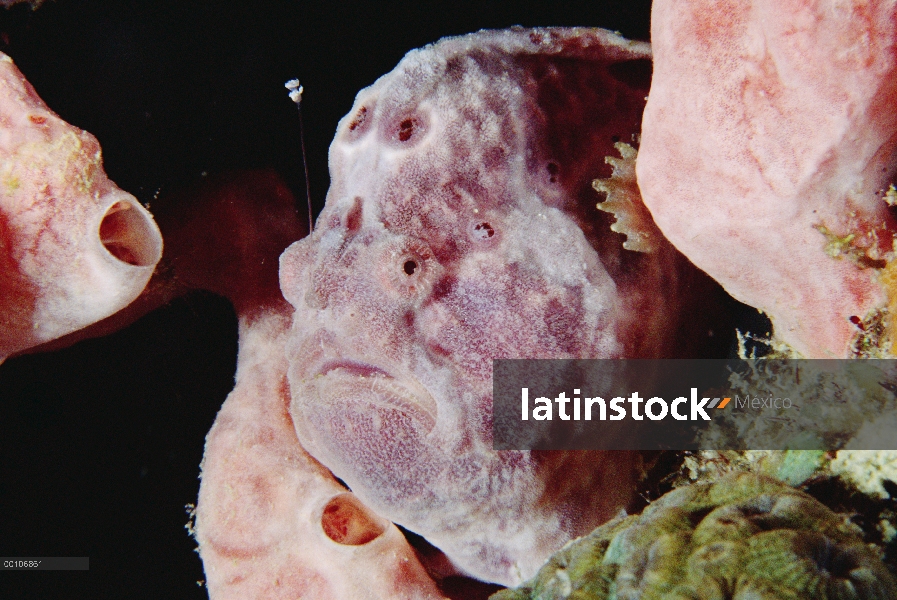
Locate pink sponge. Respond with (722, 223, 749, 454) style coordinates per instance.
(0, 52, 162, 361)
(638, 0, 897, 357)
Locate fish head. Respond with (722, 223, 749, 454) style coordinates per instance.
(279, 28, 684, 584)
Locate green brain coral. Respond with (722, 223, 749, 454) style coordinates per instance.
(491, 473, 897, 600)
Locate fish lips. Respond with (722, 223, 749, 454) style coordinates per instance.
(288, 358, 440, 477)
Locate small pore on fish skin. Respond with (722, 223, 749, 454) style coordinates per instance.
(472, 222, 495, 240)
(345, 197, 364, 233)
(344, 102, 375, 141)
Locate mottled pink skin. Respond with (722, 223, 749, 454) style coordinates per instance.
(280, 28, 691, 585)
(173, 173, 444, 599)
(638, 0, 897, 357)
(0, 52, 162, 361)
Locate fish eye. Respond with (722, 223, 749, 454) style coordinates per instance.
(383, 110, 429, 146)
(342, 101, 377, 142)
(403, 259, 419, 275)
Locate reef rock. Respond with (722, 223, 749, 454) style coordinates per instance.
(637, 0, 897, 357)
(0, 52, 162, 362)
(279, 27, 715, 585)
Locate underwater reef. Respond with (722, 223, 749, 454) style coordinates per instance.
(492, 473, 897, 600)
(2, 1, 897, 598)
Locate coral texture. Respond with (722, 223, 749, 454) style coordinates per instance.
(278, 27, 717, 585)
(492, 472, 897, 599)
(0, 52, 162, 362)
(830, 448, 897, 500)
(696, 359, 897, 451)
(637, 0, 897, 357)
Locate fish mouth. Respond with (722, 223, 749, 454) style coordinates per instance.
(318, 359, 392, 380)
(298, 356, 439, 435)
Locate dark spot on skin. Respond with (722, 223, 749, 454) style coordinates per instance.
(425, 340, 452, 359)
(436, 236, 461, 263)
(482, 146, 507, 169)
(546, 162, 559, 183)
(472, 222, 495, 240)
(403, 259, 418, 275)
(385, 113, 428, 146)
(611, 135, 621, 143)
(398, 119, 415, 142)
(429, 275, 456, 302)
(403, 310, 415, 329)
(348, 106, 367, 131)
(345, 103, 376, 140)
(29, 114, 46, 125)
(345, 197, 363, 233)
(529, 32, 543, 45)
(544, 295, 584, 354)
(444, 56, 465, 82)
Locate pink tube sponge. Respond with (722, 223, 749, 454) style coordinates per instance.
(0, 52, 162, 361)
(637, 0, 897, 357)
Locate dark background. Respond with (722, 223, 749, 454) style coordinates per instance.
(0, 2, 661, 598)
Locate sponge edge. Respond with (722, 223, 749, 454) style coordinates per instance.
(0, 51, 162, 360)
(637, 0, 897, 358)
